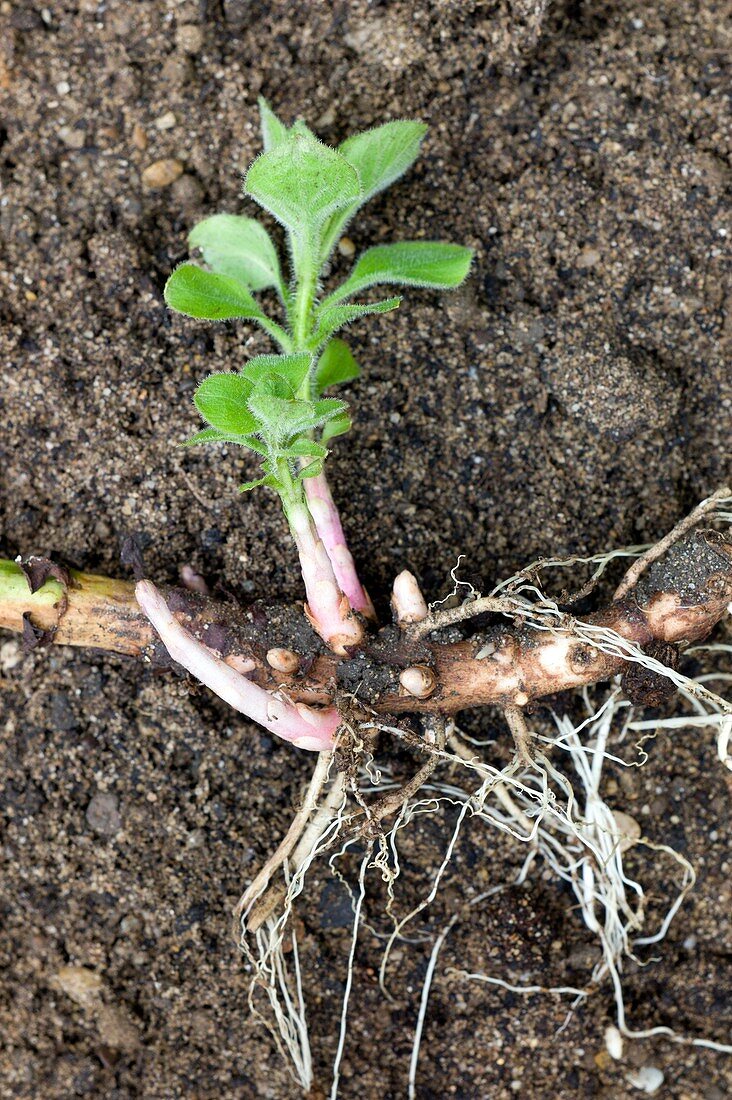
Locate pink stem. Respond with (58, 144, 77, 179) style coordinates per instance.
(304, 471, 375, 619)
(135, 579, 340, 752)
(287, 501, 365, 655)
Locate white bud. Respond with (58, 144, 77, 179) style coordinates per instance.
(392, 570, 428, 625)
(399, 665, 436, 699)
(266, 647, 300, 674)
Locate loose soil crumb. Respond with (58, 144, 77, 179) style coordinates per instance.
(1, 2, 730, 1097)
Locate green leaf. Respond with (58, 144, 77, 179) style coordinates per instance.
(247, 391, 347, 444)
(340, 120, 427, 204)
(299, 458, 324, 480)
(182, 427, 250, 447)
(245, 133, 362, 244)
(285, 437, 328, 459)
(315, 339, 361, 394)
(258, 97, 289, 151)
(181, 428, 231, 447)
(291, 118, 318, 141)
(242, 352, 312, 395)
(330, 242, 473, 303)
(165, 264, 265, 321)
(194, 373, 258, 436)
(239, 474, 279, 493)
(321, 413, 352, 444)
(311, 297, 401, 346)
(311, 397, 349, 425)
(188, 215, 282, 293)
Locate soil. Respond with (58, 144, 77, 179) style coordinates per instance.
(1, 1, 731, 1098)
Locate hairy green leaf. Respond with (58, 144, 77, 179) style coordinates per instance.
(299, 458, 325, 480)
(258, 97, 289, 152)
(239, 473, 279, 493)
(321, 412, 352, 444)
(285, 437, 328, 459)
(290, 118, 318, 141)
(340, 120, 427, 204)
(314, 339, 361, 394)
(242, 352, 312, 395)
(165, 264, 265, 321)
(311, 297, 401, 346)
(188, 215, 282, 293)
(194, 373, 258, 436)
(330, 241, 473, 304)
(182, 427, 252, 447)
(245, 134, 362, 243)
(247, 389, 348, 444)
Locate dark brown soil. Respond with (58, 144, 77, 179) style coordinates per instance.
(1, 1, 731, 1097)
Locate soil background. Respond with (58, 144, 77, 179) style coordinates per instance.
(1, 1, 731, 1097)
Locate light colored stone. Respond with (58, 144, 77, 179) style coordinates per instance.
(612, 810, 641, 853)
(58, 125, 85, 149)
(176, 23, 203, 54)
(55, 966, 102, 1008)
(154, 110, 177, 131)
(141, 158, 184, 189)
(86, 791, 122, 836)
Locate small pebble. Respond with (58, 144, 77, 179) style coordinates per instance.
(131, 122, 147, 150)
(176, 23, 203, 54)
(95, 1004, 140, 1051)
(171, 173, 204, 210)
(576, 246, 602, 269)
(154, 110, 177, 131)
(627, 1066, 664, 1094)
(160, 55, 193, 86)
(611, 809, 642, 853)
(58, 125, 85, 149)
(55, 79, 70, 95)
(141, 158, 184, 189)
(55, 965, 102, 1007)
(86, 791, 122, 837)
(0, 640, 23, 671)
(338, 236, 356, 258)
(316, 105, 337, 129)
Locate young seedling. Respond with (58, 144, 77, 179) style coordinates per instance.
(3, 100, 732, 1094)
(157, 100, 472, 744)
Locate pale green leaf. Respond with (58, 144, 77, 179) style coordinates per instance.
(315, 339, 361, 394)
(239, 474, 278, 493)
(188, 214, 282, 292)
(258, 97, 289, 152)
(321, 413, 352, 444)
(182, 427, 253, 448)
(245, 133, 362, 243)
(181, 428, 229, 447)
(165, 264, 264, 321)
(330, 241, 473, 303)
(340, 120, 427, 203)
(194, 373, 258, 436)
(247, 391, 347, 444)
(291, 118, 317, 141)
(242, 352, 312, 394)
(285, 437, 328, 459)
(299, 458, 324, 480)
(311, 297, 401, 346)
